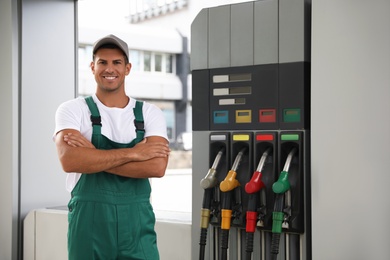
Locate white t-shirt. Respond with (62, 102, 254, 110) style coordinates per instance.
(54, 94, 168, 192)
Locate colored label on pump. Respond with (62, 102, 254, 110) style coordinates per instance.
(233, 134, 250, 141)
(210, 134, 227, 141)
(236, 110, 252, 123)
(259, 109, 276, 123)
(256, 134, 274, 141)
(281, 134, 300, 141)
(283, 108, 301, 122)
(213, 110, 229, 124)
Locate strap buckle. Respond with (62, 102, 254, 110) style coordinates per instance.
(90, 115, 102, 126)
(134, 119, 145, 132)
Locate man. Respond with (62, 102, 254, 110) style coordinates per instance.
(54, 34, 170, 260)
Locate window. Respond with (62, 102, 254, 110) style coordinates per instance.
(154, 53, 162, 72)
(78, 45, 93, 69)
(129, 49, 141, 71)
(129, 0, 188, 23)
(166, 54, 173, 73)
(143, 51, 151, 71)
(140, 51, 175, 74)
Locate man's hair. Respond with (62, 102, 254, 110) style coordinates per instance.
(92, 43, 129, 64)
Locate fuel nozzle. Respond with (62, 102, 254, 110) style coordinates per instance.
(245, 148, 271, 194)
(271, 147, 297, 258)
(219, 147, 247, 260)
(245, 148, 272, 259)
(199, 148, 225, 229)
(200, 148, 225, 189)
(272, 147, 297, 194)
(220, 147, 247, 192)
(199, 148, 225, 260)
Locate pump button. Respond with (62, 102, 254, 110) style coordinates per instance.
(283, 108, 301, 122)
(213, 110, 229, 124)
(259, 109, 276, 123)
(236, 110, 252, 123)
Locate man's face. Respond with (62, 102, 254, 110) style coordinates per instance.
(90, 48, 131, 93)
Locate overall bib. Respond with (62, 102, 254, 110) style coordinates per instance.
(67, 97, 159, 260)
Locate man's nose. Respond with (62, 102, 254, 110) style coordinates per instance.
(105, 64, 114, 72)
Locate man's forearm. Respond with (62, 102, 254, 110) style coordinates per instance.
(106, 156, 168, 178)
(59, 146, 136, 174)
(56, 130, 170, 174)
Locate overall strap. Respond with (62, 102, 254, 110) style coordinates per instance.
(133, 101, 145, 141)
(85, 96, 102, 147)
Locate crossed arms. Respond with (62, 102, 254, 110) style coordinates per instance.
(55, 129, 170, 178)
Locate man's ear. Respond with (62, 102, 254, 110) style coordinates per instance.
(90, 61, 95, 74)
(126, 62, 132, 75)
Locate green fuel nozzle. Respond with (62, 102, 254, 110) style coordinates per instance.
(272, 171, 290, 194)
(272, 148, 297, 194)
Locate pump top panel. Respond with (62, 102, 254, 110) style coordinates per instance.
(191, 0, 311, 131)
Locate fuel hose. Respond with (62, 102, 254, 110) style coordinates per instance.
(219, 147, 247, 260)
(244, 148, 271, 260)
(199, 148, 224, 260)
(271, 147, 297, 260)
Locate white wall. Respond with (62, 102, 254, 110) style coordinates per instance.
(311, 0, 390, 259)
(0, 0, 76, 259)
(0, 0, 20, 259)
(20, 0, 75, 218)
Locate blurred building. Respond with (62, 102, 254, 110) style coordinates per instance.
(77, 0, 249, 146)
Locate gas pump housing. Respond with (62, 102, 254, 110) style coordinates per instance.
(191, 0, 311, 259)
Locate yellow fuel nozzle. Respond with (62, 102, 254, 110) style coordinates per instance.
(219, 147, 246, 192)
(220, 170, 240, 192)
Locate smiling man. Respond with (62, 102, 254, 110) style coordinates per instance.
(54, 34, 170, 260)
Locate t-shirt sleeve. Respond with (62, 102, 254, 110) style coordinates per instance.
(53, 99, 84, 139)
(143, 103, 169, 142)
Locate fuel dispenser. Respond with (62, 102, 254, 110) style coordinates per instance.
(191, 0, 311, 259)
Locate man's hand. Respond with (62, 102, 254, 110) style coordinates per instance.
(63, 132, 95, 148)
(130, 138, 170, 161)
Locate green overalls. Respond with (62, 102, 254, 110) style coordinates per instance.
(67, 97, 159, 260)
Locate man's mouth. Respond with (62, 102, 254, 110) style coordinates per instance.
(103, 76, 117, 80)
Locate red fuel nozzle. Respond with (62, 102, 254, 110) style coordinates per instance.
(245, 148, 271, 194)
(245, 171, 265, 194)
